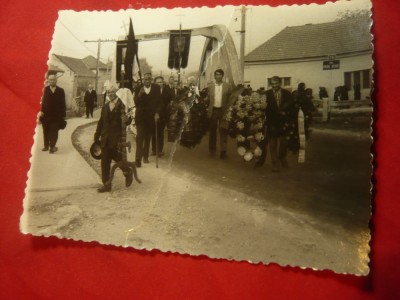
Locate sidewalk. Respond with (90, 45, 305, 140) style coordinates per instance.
(26, 115, 102, 192)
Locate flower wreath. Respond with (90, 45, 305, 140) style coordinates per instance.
(226, 92, 267, 162)
(167, 86, 208, 148)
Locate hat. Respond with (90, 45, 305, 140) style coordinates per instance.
(90, 142, 102, 160)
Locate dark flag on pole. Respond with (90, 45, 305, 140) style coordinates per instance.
(168, 30, 192, 70)
(123, 18, 137, 89)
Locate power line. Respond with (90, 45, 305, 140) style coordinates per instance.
(58, 20, 98, 56)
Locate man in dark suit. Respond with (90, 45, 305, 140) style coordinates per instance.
(84, 83, 97, 118)
(255, 76, 295, 172)
(164, 75, 179, 99)
(39, 73, 66, 154)
(94, 86, 133, 193)
(151, 76, 173, 157)
(207, 69, 232, 159)
(134, 73, 161, 167)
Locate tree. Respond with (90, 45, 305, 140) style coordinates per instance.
(336, 9, 370, 20)
(137, 58, 153, 75)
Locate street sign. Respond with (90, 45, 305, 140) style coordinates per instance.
(327, 54, 336, 61)
(323, 60, 340, 70)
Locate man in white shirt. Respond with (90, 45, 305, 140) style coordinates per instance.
(134, 73, 161, 167)
(206, 69, 232, 159)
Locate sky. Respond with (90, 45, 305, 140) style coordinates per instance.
(50, 0, 372, 76)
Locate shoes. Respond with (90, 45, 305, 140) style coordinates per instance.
(280, 159, 289, 168)
(209, 151, 216, 156)
(158, 152, 164, 157)
(151, 151, 156, 156)
(135, 161, 142, 168)
(254, 161, 264, 168)
(49, 147, 58, 154)
(272, 164, 280, 173)
(125, 168, 133, 187)
(97, 184, 111, 193)
(42, 146, 49, 151)
(220, 151, 227, 159)
(143, 158, 150, 164)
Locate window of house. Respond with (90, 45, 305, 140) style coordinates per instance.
(343, 69, 371, 90)
(283, 77, 291, 87)
(267, 77, 291, 88)
(362, 70, 371, 89)
(344, 72, 352, 90)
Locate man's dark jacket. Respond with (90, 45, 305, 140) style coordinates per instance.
(265, 88, 295, 137)
(134, 83, 162, 126)
(94, 99, 129, 149)
(41, 86, 66, 123)
(84, 89, 97, 106)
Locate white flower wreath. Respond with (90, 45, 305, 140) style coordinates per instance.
(227, 93, 267, 162)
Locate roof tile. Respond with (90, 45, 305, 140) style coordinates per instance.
(245, 17, 372, 62)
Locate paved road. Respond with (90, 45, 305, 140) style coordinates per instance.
(21, 116, 372, 275)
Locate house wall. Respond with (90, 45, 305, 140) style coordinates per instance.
(244, 53, 372, 100)
(48, 55, 77, 110)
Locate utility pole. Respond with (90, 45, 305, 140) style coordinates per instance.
(84, 39, 115, 93)
(176, 14, 185, 86)
(239, 6, 247, 84)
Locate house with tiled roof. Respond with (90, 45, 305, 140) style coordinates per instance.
(82, 55, 108, 71)
(244, 16, 373, 100)
(47, 54, 111, 111)
(82, 55, 111, 95)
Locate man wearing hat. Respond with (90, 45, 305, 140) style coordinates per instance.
(94, 86, 133, 193)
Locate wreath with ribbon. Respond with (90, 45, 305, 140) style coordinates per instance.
(167, 86, 208, 148)
(226, 92, 267, 162)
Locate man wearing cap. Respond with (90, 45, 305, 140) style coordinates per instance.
(39, 73, 66, 154)
(94, 86, 133, 193)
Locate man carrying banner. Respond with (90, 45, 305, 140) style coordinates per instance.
(207, 69, 232, 159)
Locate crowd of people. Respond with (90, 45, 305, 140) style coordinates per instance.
(39, 70, 315, 193)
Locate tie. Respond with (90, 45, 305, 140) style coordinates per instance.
(275, 91, 281, 107)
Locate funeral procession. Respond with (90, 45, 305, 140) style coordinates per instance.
(22, 3, 373, 275)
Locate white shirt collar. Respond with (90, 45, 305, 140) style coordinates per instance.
(144, 85, 151, 94)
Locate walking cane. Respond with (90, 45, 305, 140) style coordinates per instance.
(155, 117, 159, 168)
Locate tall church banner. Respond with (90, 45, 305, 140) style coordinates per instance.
(168, 30, 192, 70)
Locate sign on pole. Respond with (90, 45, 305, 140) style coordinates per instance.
(323, 60, 340, 70)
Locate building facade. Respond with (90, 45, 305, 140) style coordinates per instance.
(244, 17, 373, 100)
(47, 54, 111, 111)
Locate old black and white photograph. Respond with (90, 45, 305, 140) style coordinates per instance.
(21, 0, 373, 275)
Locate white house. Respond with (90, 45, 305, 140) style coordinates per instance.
(48, 54, 96, 110)
(244, 16, 373, 100)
